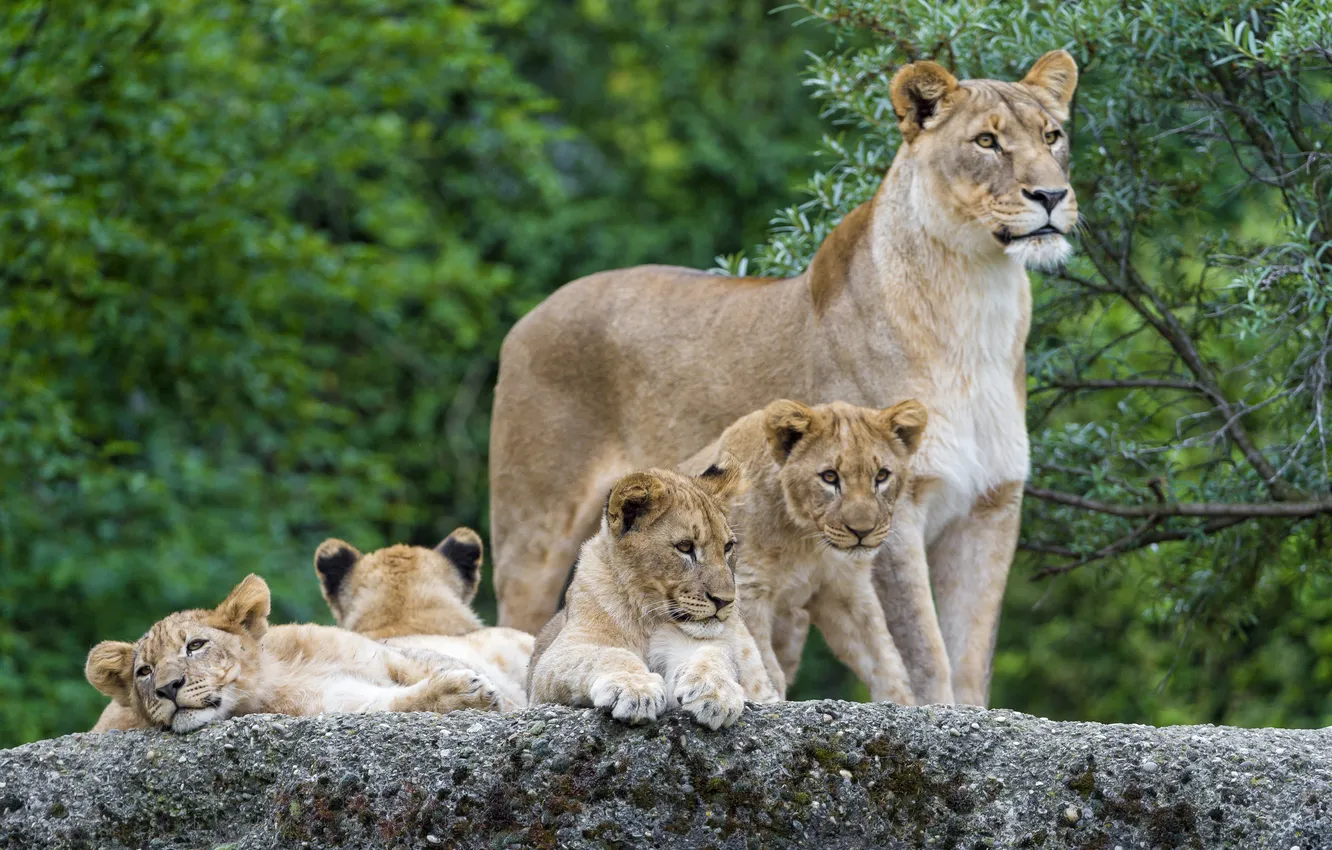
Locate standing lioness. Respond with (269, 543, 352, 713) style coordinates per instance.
(492, 52, 1079, 705)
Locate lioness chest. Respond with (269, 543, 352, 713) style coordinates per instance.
(646, 629, 734, 702)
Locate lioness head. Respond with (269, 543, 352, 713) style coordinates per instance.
(85, 574, 270, 733)
(763, 399, 927, 558)
(602, 461, 745, 640)
(890, 50, 1079, 268)
(313, 528, 484, 637)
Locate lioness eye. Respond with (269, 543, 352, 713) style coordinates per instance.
(876, 469, 891, 483)
(675, 541, 695, 555)
(975, 133, 998, 149)
(724, 540, 736, 554)
(1044, 129, 1061, 145)
(186, 639, 207, 653)
(136, 665, 152, 678)
(820, 470, 839, 485)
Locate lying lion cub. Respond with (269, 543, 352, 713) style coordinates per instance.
(682, 399, 927, 704)
(86, 574, 500, 733)
(527, 462, 779, 729)
(313, 528, 533, 710)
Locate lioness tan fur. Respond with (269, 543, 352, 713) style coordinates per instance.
(314, 528, 533, 710)
(491, 51, 1079, 705)
(527, 463, 779, 729)
(86, 574, 501, 733)
(682, 399, 927, 703)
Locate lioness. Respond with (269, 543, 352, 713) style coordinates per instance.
(313, 527, 533, 710)
(682, 399, 926, 703)
(527, 463, 779, 729)
(86, 574, 500, 733)
(491, 51, 1079, 705)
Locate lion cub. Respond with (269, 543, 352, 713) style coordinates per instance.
(313, 528, 533, 710)
(682, 399, 927, 704)
(527, 463, 779, 729)
(86, 574, 500, 733)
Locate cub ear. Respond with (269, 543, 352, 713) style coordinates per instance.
(86, 641, 135, 704)
(214, 574, 271, 639)
(436, 527, 484, 603)
(889, 60, 960, 142)
(695, 453, 747, 505)
(1020, 50, 1078, 121)
(314, 538, 362, 603)
(879, 399, 929, 455)
(763, 399, 817, 464)
(606, 472, 668, 536)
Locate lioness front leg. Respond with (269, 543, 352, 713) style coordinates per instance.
(530, 632, 666, 725)
(771, 607, 810, 685)
(727, 618, 780, 704)
(671, 645, 746, 730)
(928, 482, 1022, 706)
(874, 511, 954, 704)
(809, 577, 914, 705)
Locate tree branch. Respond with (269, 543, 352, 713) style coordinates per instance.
(1026, 516, 1249, 580)
(1024, 486, 1332, 518)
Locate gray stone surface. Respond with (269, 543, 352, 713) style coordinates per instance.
(0, 701, 1327, 849)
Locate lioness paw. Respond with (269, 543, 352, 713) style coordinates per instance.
(590, 672, 666, 725)
(676, 672, 746, 731)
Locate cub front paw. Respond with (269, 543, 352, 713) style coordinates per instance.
(431, 669, 502, 712)
(676, 672, 746, 730)
(590, 672, 666, 724)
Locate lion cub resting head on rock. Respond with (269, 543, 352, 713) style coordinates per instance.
(527, 463, 778, 729)
(86, 574, 501, 733)
(314, 528, 533, 710)
(682, 399, 927, 704)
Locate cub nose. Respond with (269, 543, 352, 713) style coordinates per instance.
(704, 592, 733, 612)
(155, 676, 186, 702)
(845, 523, 873, 542)
(1022, 187, 1067, 213)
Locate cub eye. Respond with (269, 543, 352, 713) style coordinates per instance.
(675, 541, 695, 555)
(1044, 129, 1061, 145)
(876, 468, 891, 483)
(186, 639, 207, 653)
(820, 470, 839, 485)
(724, 540, 736, 554)
(136, 665, 152, 678)
(975, 133, 999, 149)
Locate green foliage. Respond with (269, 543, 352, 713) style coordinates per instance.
(750, 0, 1332, 726)
(0, 0, 827, 746)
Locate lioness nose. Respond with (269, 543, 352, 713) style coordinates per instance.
(845, 523, 873, 541)
(1022, 187, 1067, 212)
(155, 676, 186, 702)
(705, 592, 733, 611)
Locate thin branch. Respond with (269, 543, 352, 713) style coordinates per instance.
(1027, 516, 1249, 580)
(1024, 486, 1332, 519)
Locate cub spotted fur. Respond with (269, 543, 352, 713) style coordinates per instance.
(86, 574, 500, 733)
(683, 399, 927, 703)
(314, 528, 532, 710)
(528, 463, 778, 729)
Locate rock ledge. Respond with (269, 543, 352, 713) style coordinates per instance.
(1, 702, 1328, 849)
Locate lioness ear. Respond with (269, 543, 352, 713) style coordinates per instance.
(86, 641, 135, 704)
(606, 472, 668, 536)
(764, 399, 817, 464)
(436, 527, 483, 603)
(1020, 50, 1078, 121)
(889, 60, 960, 142)
(695, 453, 746, 505)
(314, 539, 362, 603)
(880, 399, 929, 455)
(214, 574, 271, 639)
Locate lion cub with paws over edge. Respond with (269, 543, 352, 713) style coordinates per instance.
(527, 462, 778, 729)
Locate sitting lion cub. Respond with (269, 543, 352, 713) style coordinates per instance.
(313, 528, 533, 710)
(528, 462, 778, 729)
(86, 574, 500, 733)
(682, 399, 927, 704)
